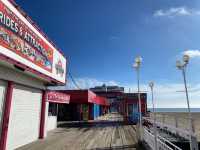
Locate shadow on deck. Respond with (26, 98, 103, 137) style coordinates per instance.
(87, 143, 146, 150)
(58, 120, 137, 128)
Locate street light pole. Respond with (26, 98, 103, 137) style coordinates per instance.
(176, 54, 196, 150)
(182, 66, 194, 150)
(149, 82, 157, 150)
(133, 56, 142, 141)
(137, 66, 142, 140)
(182, 67, 191, 116)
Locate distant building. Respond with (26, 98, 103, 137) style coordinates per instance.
(90, 84, 124, 93)
(90, 84, 124, 112)
(123, 93, 147, 123)
(90, 85, 147, 123)
(56, 90, 109, 121)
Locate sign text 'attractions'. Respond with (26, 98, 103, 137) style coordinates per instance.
(0, 2, 53, 72)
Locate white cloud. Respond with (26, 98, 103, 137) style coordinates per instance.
(183, 50, 200, 58)
(154, 7, 200, 17)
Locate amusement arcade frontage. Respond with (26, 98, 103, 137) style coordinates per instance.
(0, 0, 68, 150)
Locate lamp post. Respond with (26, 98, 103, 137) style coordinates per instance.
(176, 54, 194, 150)
(149, 82, 157, 150)
(133, 56, 142, 141)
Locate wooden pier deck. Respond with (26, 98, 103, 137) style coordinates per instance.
(17, 113, 145, 150)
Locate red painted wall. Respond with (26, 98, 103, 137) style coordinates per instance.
(58, 90, 109, 106)
(0, 81, 14, 150)
(39, 91, 47, 139)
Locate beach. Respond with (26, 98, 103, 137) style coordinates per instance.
(150, 112, 200, 141)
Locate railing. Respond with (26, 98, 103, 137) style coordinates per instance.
(143, 127, 182, 150)
(143, 117, 196, 140)
(158, 134, 182, 150)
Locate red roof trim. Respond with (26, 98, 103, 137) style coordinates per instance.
(59, 90, 109, 106)
(95, 96, 109, 106)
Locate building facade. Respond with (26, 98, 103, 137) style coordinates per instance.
(57, 90, 109, 121)
(90, 85, 147, 123)
(123, 93, 147, 123)
(90, 85, 124, 112)
(0, 0, 68, 150)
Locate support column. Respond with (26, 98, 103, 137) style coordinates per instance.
(39, 90, 47, 139)
(0, 81, 14, 150)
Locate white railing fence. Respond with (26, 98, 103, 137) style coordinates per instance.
(143, 117, 196, 140)
(143, 127, 182, 150)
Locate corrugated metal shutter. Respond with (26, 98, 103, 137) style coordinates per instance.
(0, 80, 7, 135)
(7, 84, 42, 150)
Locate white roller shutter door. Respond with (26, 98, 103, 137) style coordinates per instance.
(7, 84, 42, 150)
(0, 80, 7, 135)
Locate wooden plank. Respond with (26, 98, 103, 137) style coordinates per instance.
(104, 126, 113, 148)
(94, 126, 110, 149)
(85, 127, 103, 149)
(111, 125, 123, 149)
(119, 125, 137, 150)
(80, 127, 98, 149)
(119, 125, 126, 145)
(18, 113, 140, 150)
(123, 125, 137, 146)
(69, 127, 95, 150)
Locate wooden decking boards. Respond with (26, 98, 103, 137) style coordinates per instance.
(17, 113, 145, 150)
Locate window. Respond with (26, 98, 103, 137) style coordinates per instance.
(128, 104, 133, 116)
(48, 103, 57, 116)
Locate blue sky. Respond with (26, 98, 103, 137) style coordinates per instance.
(16, 0, 200, 108)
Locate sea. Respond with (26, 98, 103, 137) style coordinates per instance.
(148, 108, 200, 112)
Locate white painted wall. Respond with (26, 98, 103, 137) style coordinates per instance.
(6, 84, 42, 150)
(0, 64, 45, 90)
(47, 116, 57, 131)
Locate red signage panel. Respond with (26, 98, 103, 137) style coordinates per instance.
(0, 1, 53, 72)
(47, 91, 70, 104)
